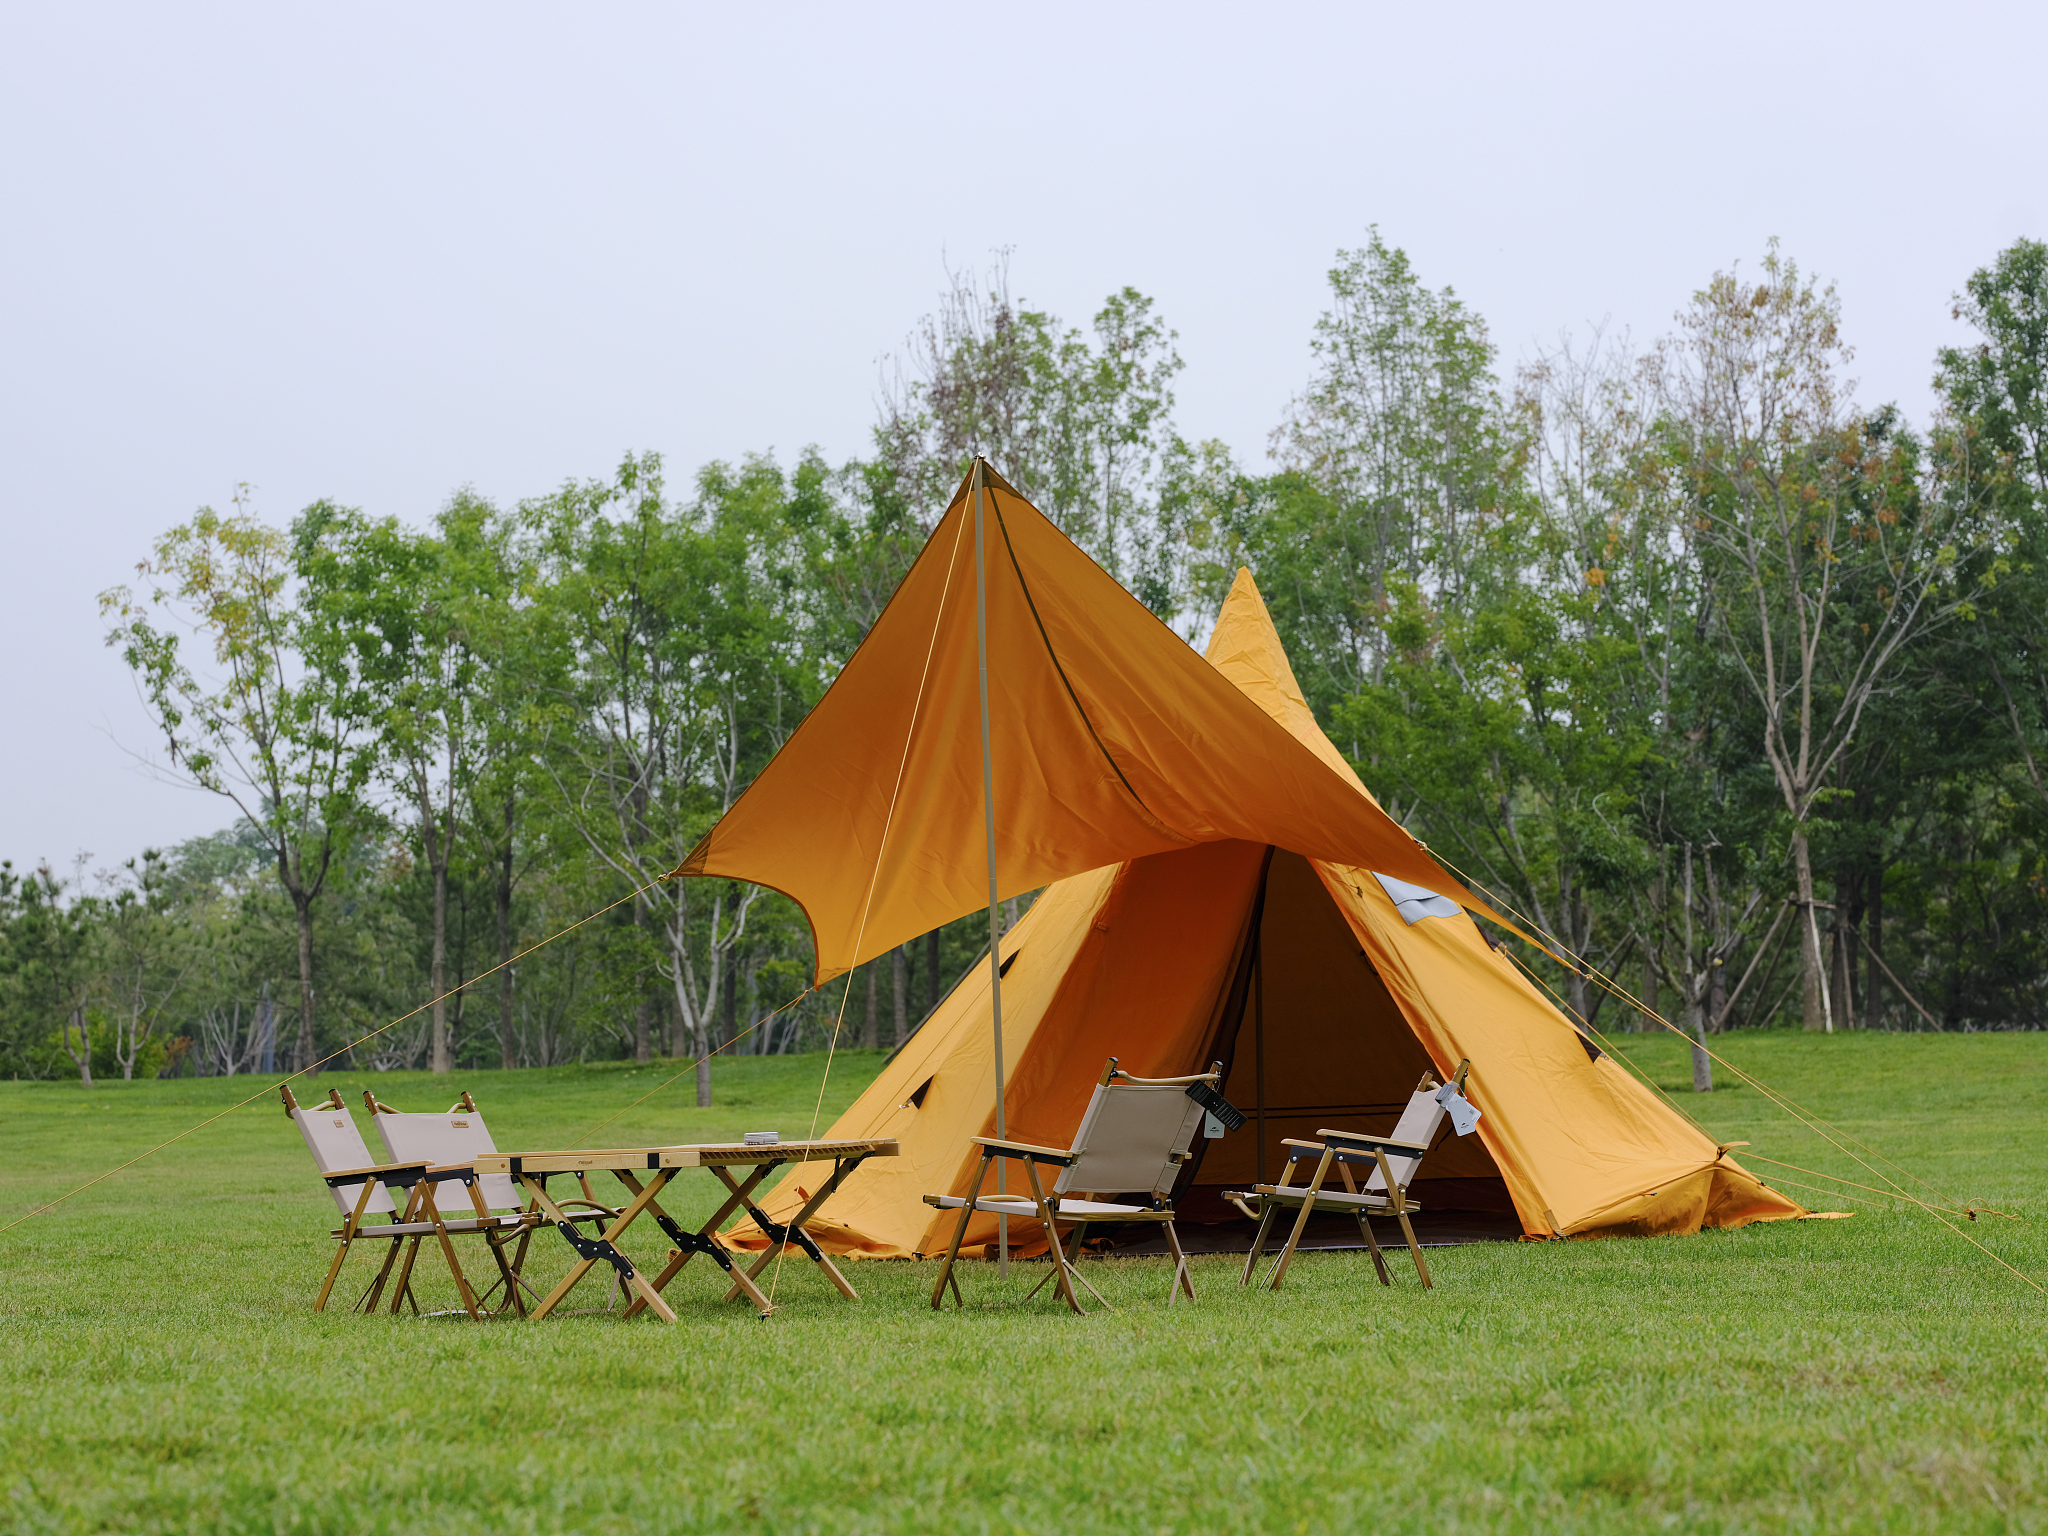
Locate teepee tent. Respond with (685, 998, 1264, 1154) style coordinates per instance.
(680, 462, 1801, 1254)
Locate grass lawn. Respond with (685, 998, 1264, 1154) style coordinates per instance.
(1, 1032, 2044, 1533)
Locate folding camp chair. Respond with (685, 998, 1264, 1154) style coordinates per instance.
(364, 1090, 621, 1317)
(1228, 1069, 1458, 1292)
(923, 1058, 1217, 1314)
(282, 1085, 530, 1321)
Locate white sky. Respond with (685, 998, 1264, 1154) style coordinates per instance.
(3, 2, 2042, 874)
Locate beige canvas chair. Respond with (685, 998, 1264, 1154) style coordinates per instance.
(363, 1090, 619, 1316)
(923, 1058, 1217, 1314)
(282, 1085, 528, 1320)
(1228, 1068, 1463, 1292)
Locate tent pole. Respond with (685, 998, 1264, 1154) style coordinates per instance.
(1254, 921, 1267, 1188)
(973, 458, 1009, 1278)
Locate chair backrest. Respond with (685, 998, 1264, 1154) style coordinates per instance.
(289, 1095, 397, 1217)
(1361, 1087, 1449, 1195)
(1055, 1081, 1207, 1200)
(367, 1096, 521, 1211)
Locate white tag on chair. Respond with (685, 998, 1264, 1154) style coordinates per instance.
(1204, 1110, 1225, 1139)
(1435, 1083, 1482, 1136)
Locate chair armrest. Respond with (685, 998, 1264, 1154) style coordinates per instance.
(1107, 1070, 1220, 1087)
(968, 1136, 1075, 1165)
(321, 1160, 429, 1188)
(1318, 1130, 1430, 1156)
(1279, 1138, 1327, 1153)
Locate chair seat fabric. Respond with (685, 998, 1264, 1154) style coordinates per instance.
(933, 1195, 1154, 1219)
(1244, 1184, 1414, 1213)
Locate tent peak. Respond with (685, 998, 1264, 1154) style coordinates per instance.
(1204, 570, 1377, 803)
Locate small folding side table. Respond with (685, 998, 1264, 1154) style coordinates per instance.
(468, 1138, 897, 1321)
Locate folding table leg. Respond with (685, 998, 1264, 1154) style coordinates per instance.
(718, 1155, 873, 1304)
(615, 1169, 775, 1319)
(524, 1172, 677, 1323)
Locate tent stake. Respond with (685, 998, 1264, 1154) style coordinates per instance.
(973, 458, 1008, 1278)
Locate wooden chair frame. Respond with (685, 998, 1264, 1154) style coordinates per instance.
(285, 1085, 536, 1321)
(1236, 1130, 1434, 1291)
(364, 1089, 619, 1317)
(1228, 1067, 1464, 1292)
(923, 1058, 1215, 1315)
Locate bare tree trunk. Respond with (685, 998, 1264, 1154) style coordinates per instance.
(861, 961, 878, 1050)
(1565, 964, 1590, 1026)
(723, 959, 737, 1052)
(498, 792, 515, 1072)
(926, 928, 941, 1020)
(1639, 883, 1662, 1030)
(1865, 866, 1885, 1030)
(292, 890, 319, 1074)
(63, 1007, 92, 1087)
(1831, 866, 1857, 1032)
(634, 993, 652, 1065)
(1689, 1004, 1714, 1092)
(429, 842, 450, 1075)
(891, 944, 908, 1048)
(1791, 829, 1829, 1031)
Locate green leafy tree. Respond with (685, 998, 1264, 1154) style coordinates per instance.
(93, 850, 196, 1080)
(1935, 237, 2048, 815)
(0, 862, 98, 1083)
(525, 452, 830, 1102)
(877, 257, 1186, 610)
(1269, 229, 1511, 702)
(301, 494, 528, 1073)
(1661, 244, 1987, 1031)
(100, 493, 381, 1072)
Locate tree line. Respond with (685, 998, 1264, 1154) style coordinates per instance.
(4, 236, 2042, 1094)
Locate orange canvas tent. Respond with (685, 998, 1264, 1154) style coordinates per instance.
(680, 462, 1802, 1253)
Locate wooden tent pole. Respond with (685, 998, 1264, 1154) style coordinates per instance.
(1254, 921, 1267, 1188)
(973, 458, 1009, 1278)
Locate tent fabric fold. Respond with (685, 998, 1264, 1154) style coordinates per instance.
(677, 462, 1802, 1251)
(675, 462, 1498, 984)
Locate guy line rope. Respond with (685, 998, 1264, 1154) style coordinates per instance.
(7, 502, 971, 1299)
(1427, 849, 2040, 1295)
(762, 494, 972, 1307)
(0, 875, 670, 1239)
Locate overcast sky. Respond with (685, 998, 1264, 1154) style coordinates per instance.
(3, 2, 2041, 875)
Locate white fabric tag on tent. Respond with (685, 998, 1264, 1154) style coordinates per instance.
(1204, 1110, 1226, 1139)
(1434, 1082, 1482, 1136)
(1372, 872, 1464, 925)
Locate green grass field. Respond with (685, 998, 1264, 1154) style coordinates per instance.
(1, 1033, 2043, 1534)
